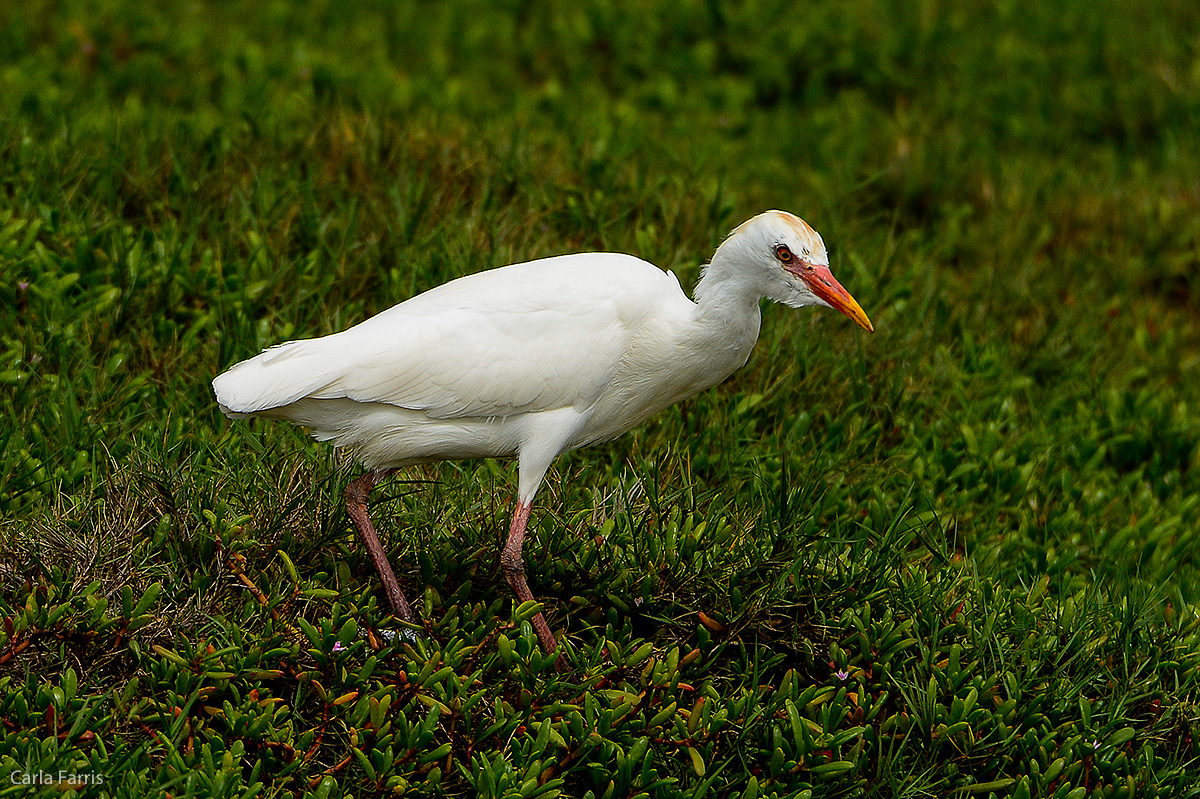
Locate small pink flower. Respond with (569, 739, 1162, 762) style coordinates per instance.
(835, 669, 849, 681)
(332, 642, 345, 652)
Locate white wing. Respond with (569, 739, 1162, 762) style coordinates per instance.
(213, 253, 685, 420)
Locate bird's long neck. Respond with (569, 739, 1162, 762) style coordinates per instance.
(692, 242, 764, 323)
(689, 252, 764, 367)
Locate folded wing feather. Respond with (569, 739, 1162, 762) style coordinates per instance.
(213, 253, 677, 421)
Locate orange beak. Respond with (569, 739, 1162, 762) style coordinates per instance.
(786, 262, 874, 332)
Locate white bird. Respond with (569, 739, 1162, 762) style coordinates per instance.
(213, 210, 873, 664)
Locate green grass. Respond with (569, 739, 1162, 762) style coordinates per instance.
(2, 0, 1200, 796)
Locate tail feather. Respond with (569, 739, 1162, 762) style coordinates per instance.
(212, 338, 345, 415)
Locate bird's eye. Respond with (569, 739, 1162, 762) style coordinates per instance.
(774, 244, 795, 263)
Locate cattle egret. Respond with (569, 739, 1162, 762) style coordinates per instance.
(213, 210, 873, 663)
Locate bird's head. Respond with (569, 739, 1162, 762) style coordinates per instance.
(713, 210, 874, 332)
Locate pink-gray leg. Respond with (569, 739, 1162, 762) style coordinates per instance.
(501, 500, 567, 669)
(345, 469, 417, 623)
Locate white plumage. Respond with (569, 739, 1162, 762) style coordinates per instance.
(213, 210, 873, 664)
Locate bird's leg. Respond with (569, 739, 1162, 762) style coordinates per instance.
(345, 469, 417, 623)
(501, 500, 567, 668)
